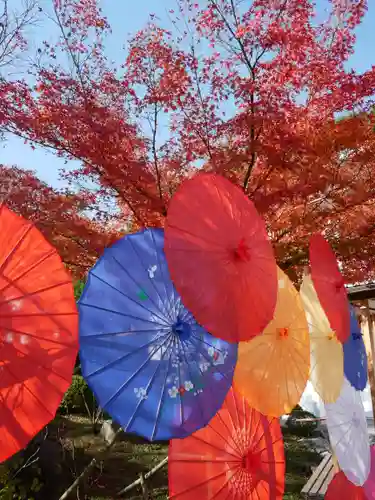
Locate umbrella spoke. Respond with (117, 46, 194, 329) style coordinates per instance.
(89, 271, 170, 326)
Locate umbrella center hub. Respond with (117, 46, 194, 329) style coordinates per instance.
(327, 331, 336, 341)
(172, 319, 191, 341)
(232, 238, 251, 262)
(277, 327, 289, 339)
(242, 450, 261, 473)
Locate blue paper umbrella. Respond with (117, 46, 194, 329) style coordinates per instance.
(343, 305, 367, 391)
(78, 228, 238, 441)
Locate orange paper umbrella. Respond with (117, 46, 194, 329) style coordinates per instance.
(164, 173, 277, 342)
(300, 275, 344, 403)
(168, 387, 285, 499)
(326, 471, 366, 499)
(310, 234, 350, 343)
(0, 205, 78, 462)
(233, 268, 310, 417)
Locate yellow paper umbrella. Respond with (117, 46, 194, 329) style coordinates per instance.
(233, 268, 310, 417)
(300, 275, 344, 403)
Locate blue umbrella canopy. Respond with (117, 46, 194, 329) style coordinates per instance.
(343, 305, 367, 391)
(78, 228, 237, 441)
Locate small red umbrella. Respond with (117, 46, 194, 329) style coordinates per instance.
(325, 471, 366, 499)
(0, 205, 78, 462)
(164, 173, 278, 342)
(168, 387, 285, 499)
(310, 234, 350, 343)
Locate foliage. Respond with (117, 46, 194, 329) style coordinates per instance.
(0, 165, 118, 277)
(284, 405, 318, 438)
(1, 0, 375, 281)
(0, 451, 43, 500)
(74, 279, 86, 300)
(59, 374, 96, 415)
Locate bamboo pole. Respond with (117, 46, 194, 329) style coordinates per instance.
(140, 473, 149, 499)
(117, 456, 168, 496)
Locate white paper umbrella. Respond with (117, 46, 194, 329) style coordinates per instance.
(325, 377, 370, 486)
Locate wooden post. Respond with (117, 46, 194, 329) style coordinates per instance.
(363, 300, 375, 417)
(332, 452, 339, 473)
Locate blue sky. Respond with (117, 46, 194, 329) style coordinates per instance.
(1, 0, 374, 189)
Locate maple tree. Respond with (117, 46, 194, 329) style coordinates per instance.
(0, 164, 118, 277)
(1, 0, 375, 281)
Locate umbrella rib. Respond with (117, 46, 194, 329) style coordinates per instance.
(243, 395, 250, 457)
(88, 271, 170, 327)
(1, 360, 57, 419)
(0, 272, 77, 336)
(164, 247, 224, 254)
(189, 336, 233, 383)
(169, 467, 233, 499)
(190, 333, 228, 355)
(84, 331, 170, 379)
(231, 390, 242, 436)
(82, 326, 171, 339)
(0, 223, 33, 276)
(0, 280, 73, 308)
(149, 229, 176, 321)
(96, 333, 173, 410)
(125, 236, 174, 323)
(125, 336, 174, 435)
(176, 335, 204, 428)
(1, 325, 75, 348)
(274, 338, 289, 415)
(248, 412, 263, 456)
(0, 249, 56, 296)
(109, 252, 172, 324)
(210, 466, 242, 500)
(213, 179, 236, 228)
(0, 387, 27, 455)
(166, 223, 225, 249)
(150, 340, 174, 441)
(0, 343, 74, 384)
(215, 409, 243, 458)
(79, 302, 168, 328)
(218, 394, 243, 456)
(1, 312, 76, 318)
(250, 420, 268, 456)
(172, 458, 239, 463)
(189, 431, 241, 460)
(285, 340, 310, 403)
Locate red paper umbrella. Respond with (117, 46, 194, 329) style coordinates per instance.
(0, 205, 78, 462)
(164, 173, 277, 342)
(168, 387, 285, 499)
(310, 234, 350, 343)
(326, 471, 366, 499)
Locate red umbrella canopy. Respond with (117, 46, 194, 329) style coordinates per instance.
(168, 387, 285, 499)
(325, 471, 366, 499)
(164, 173, 278, 342)
(310, 234, 350, 343)
(0, 205, 78, 462)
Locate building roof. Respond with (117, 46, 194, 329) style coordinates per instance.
(347, 283, 375, 301)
